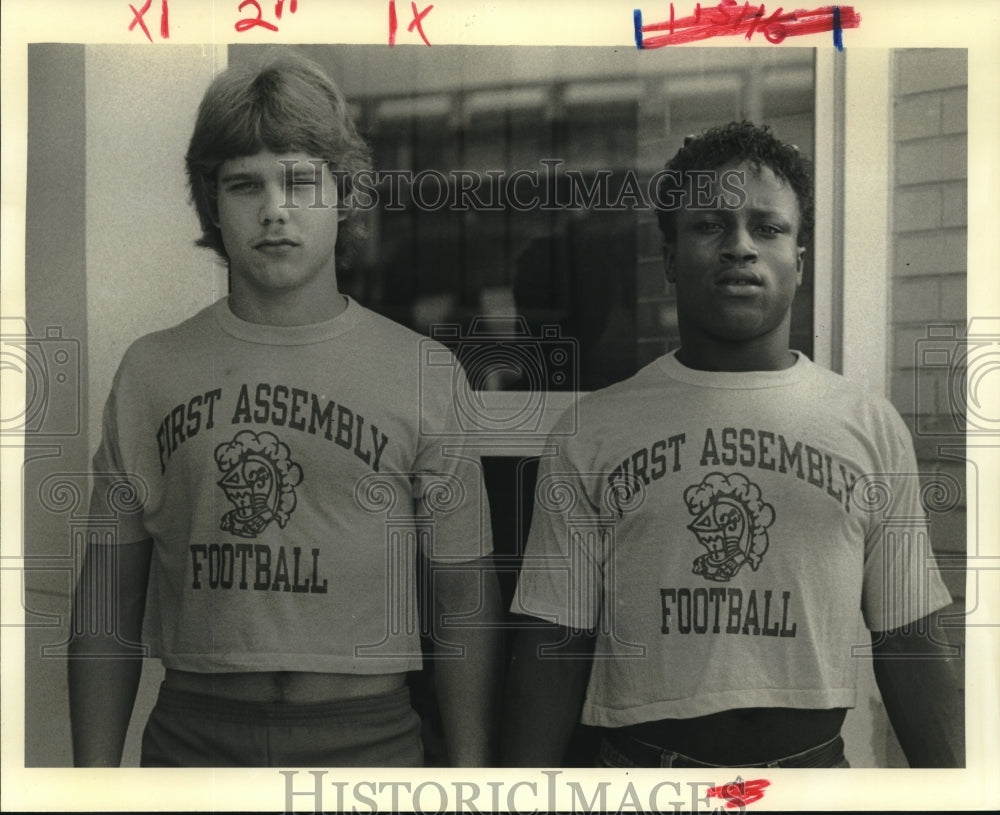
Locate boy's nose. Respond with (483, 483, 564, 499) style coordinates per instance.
(259, 186, 287, 225)
(720, 225, 758, 263)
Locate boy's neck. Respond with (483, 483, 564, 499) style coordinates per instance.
(674, 340, 797, 372)
(227, 288, 348, 327)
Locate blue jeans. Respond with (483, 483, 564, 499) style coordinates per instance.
(141, 683, 424, 767)
(598, 732, 850, 768)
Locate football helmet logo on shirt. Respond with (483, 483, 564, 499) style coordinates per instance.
(684, 472, 774, 581)
(215, 430, 303, 538)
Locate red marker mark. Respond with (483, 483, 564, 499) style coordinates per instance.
(407, 2, 434, 45)
(236, 0, 278, 31)
(128, 0, 154, 41)
(274, 0, 297, 19)
(634, 1, 860, 48)
(128, 0, 169, 42)
(707, 777, 771, 810)
(236, 0, 298, 32)
(389, 0, 434, 46)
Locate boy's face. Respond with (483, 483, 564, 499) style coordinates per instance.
(664, 161, 805, 350)
(214, 150, 345, 310)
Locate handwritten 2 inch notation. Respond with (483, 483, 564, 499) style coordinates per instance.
(235, 0, 298, 33)
(635, 1, 862, 49)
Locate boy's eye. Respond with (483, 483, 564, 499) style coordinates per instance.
(693, 220, 724, 232)
(226, 181, 260, 193)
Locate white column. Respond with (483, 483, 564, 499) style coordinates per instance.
(85, 44, 229, 455)
(841, 49, 892, 396)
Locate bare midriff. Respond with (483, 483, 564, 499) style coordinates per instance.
(163, 668, 408, 703)
(620, 707, 848, 764)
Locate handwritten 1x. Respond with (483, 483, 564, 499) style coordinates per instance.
(634, 1, 861, 49)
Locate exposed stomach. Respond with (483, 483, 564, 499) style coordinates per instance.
(163, 668, 408, 703)
(620, 707, 848, 764)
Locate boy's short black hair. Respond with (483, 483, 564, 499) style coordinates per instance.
(655, 121, 814, 247)
(185, 50, 372, 269)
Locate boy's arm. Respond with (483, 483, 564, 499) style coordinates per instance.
(870, 610, 964, 768)
(431, 556, 504, 766)
(69, 537, 152, 767)
(501, 621, 594, 767)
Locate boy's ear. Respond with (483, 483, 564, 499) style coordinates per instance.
(663, 242, 677, 284)
(796, 245, 806, 286)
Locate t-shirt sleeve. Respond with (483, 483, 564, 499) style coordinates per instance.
(860, 403, 953, 632)
(411, 355, 493, 563)
(512, 423, 608, 631)
(87, 362, 150, 545)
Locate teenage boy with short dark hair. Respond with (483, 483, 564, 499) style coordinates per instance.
(504, 121, 962, 769)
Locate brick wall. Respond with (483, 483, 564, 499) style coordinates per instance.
(889, 49, 967, 610)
